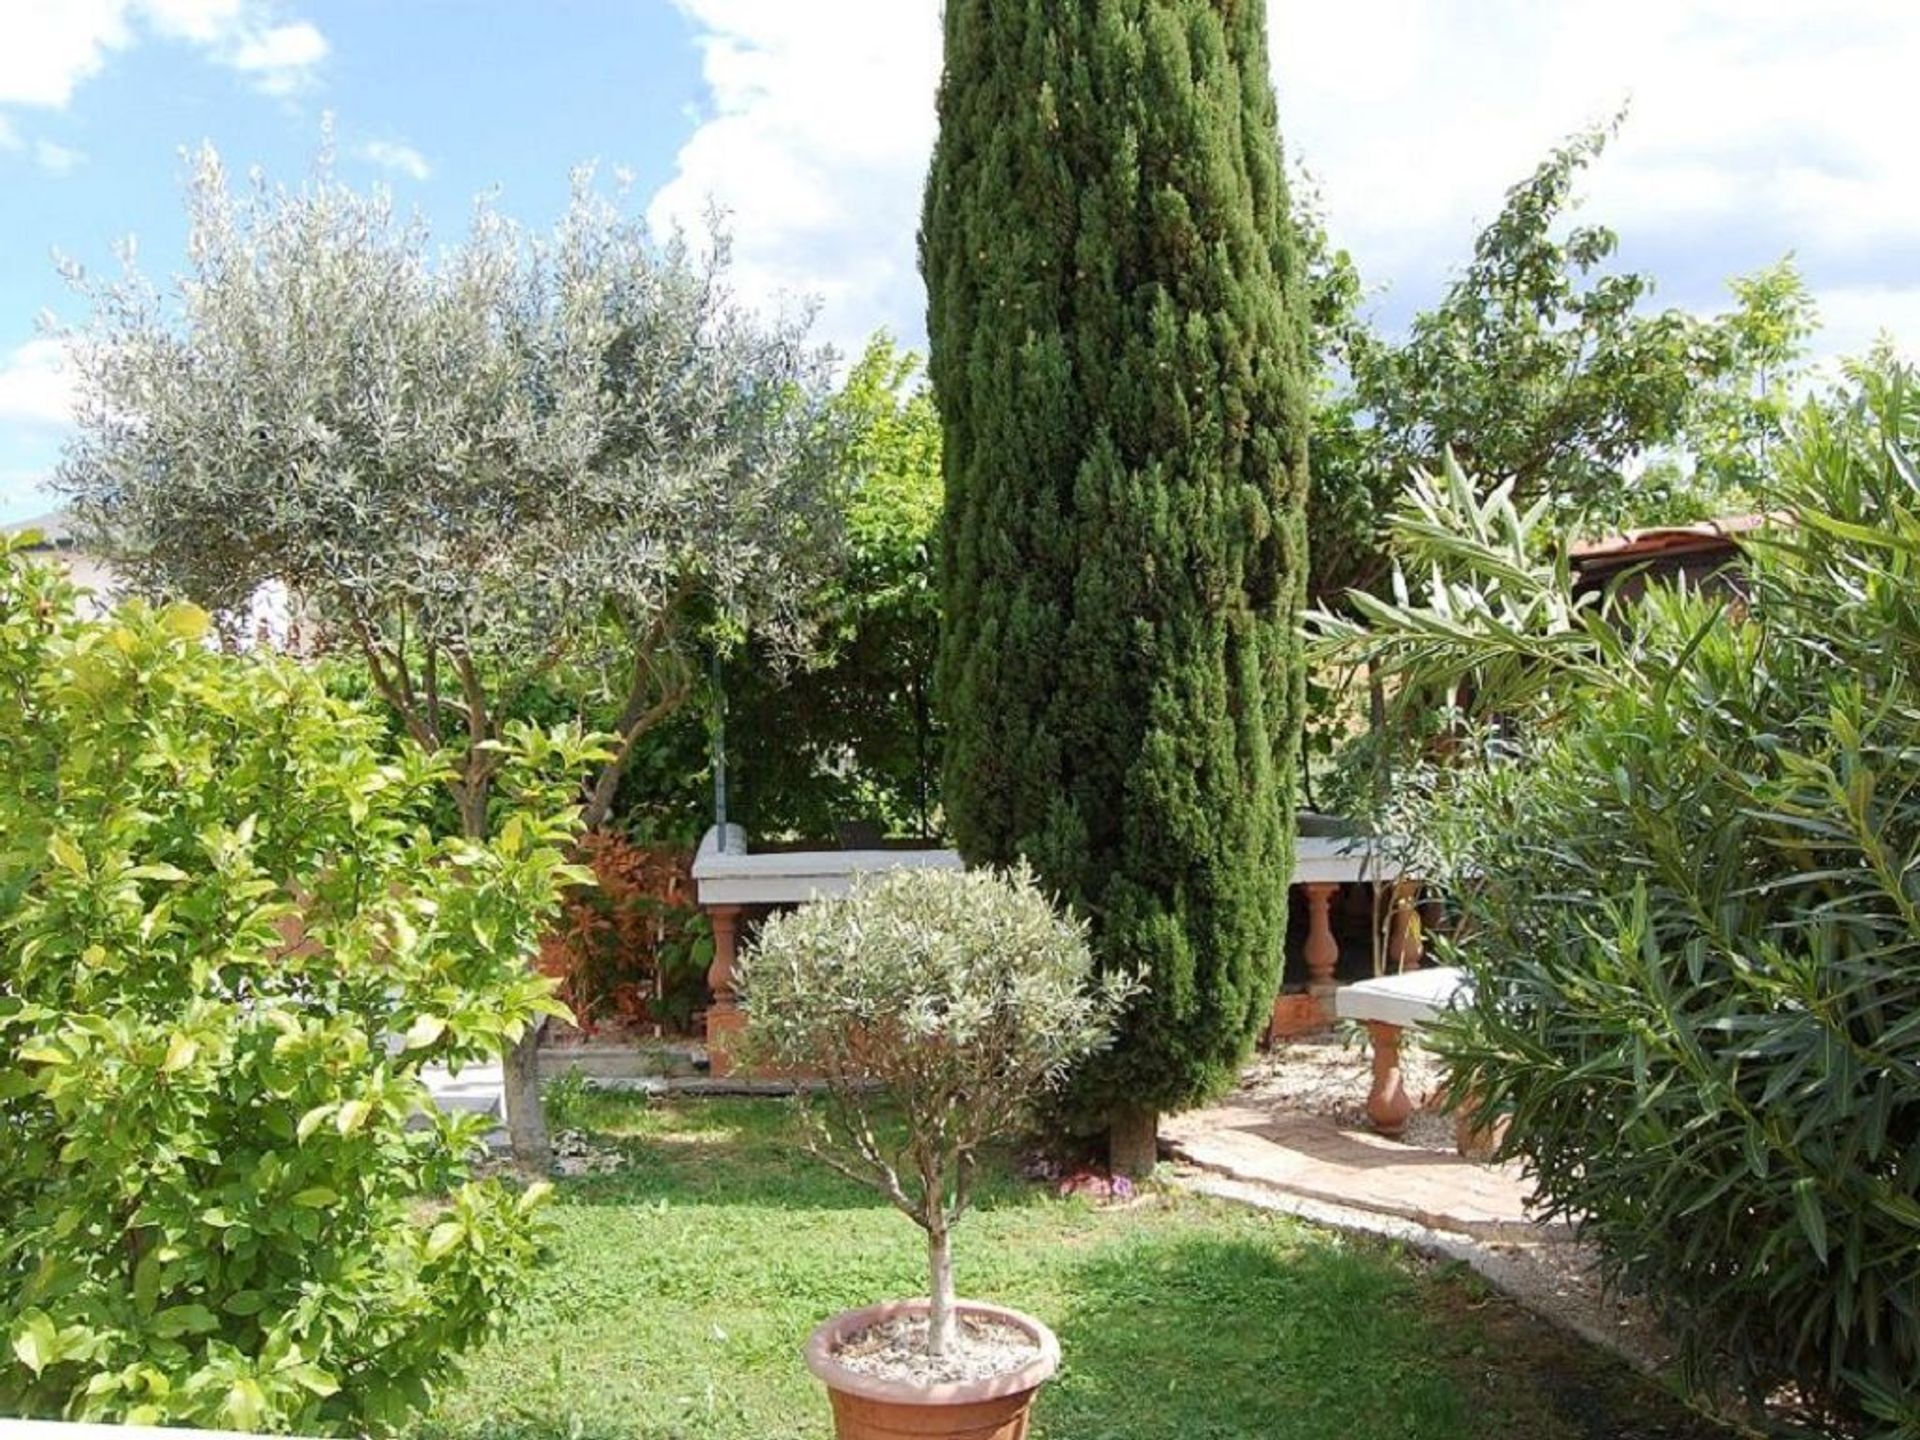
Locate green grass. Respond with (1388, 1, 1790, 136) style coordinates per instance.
(418, 1092, 1730, 1440)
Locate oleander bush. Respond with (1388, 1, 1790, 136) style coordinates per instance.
(1315, 366, 1920, 1433)
(0, 537, 591, 1433)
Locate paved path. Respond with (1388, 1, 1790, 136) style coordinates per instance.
(1161, 1090, 1685, 1372)
(1163, 1101, 1554, 1242)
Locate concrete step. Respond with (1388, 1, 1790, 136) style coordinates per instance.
(538, 1039, 707, 1081)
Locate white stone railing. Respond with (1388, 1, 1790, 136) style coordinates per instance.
(687, 823, 1422, 1066)
(1335, 965, 1471, 1136)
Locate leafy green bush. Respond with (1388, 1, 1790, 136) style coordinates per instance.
(738, 864, 1132, 1357)
(1315, 370, 1920, 1432)
(710, 333, 944, 843)
(0, 538, 590, 1433)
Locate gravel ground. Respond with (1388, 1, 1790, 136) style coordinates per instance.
(1244, 1029, 1456, 1149)
(832, 1313, 1041, 1386)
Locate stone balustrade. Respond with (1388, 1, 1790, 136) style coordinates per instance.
(690, 824, 963, 1074)
(688, 824, 1423, 1070)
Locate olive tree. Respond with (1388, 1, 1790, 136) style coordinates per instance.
(54, 147, 840, 1166)
(738, 866, 1133, 1358)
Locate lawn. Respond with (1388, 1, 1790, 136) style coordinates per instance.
(419, 1092, 1730, 1440)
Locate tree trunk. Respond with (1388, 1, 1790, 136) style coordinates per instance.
(454, 778, 492, 844)
(502, 1026, 549, 1172)
(456, 774, 552, 1173)
(1109, 1104, 1159, 1178)
(926, 1224, 956, 1359)
(579, 753, 626, 834)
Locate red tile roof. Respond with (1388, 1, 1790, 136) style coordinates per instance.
(1568, 513, 1772, 563)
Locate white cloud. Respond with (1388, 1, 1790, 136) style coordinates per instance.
(0, 339, 77, 430)
(0, 0, 131, 108)
(648, 0, 942, 358)
(357, 138, 431, 182)
(1274, 0, 1920, 324)
(1807, 285, 1920, 372)
(652, 0, 1920, 368)
(0, 340, 77, 523)
(139, 0, 247, 45)
(0, 1, 325, 110)
(224, 19, 327, 95)
(0, 467, 52, 515)
(33, 139, 85, 175)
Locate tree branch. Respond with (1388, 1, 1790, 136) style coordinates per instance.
(578, 591, 698, 831)
(350, 615, 435, 753)
(424, 640, 443, 750)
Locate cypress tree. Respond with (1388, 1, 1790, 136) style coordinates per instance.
(922, 0, 1310, 1172)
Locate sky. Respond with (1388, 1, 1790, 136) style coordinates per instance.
(3, 0, 1918, 524)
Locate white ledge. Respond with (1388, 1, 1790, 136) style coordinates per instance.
(1292, 834, 1394, 885)
(689, 826, 1403, 908)
(1335, 965, 1471, 1030)
(691, 824, 962, 905)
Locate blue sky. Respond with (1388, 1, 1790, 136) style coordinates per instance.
(5, 1, 1919, 523)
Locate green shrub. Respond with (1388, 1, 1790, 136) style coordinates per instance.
(1315, 369, 1920, 1432)
(713, 334, 945, 844)
(738, 864, 1132, 1357)
(533, 832, 708, 1036)
(0, 538, 591, 1433)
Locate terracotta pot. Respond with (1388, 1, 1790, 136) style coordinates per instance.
(803, 1298, 1060, 1440)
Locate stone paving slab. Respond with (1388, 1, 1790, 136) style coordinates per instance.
(540, 1040, 706, 1080)
(1164, 1102, 1559, 1242)
(420, 1062, 508, 1150)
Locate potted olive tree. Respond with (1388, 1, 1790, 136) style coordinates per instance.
(738, 864, 1132, 1440)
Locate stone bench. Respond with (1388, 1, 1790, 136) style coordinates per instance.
(1334, 966, 1476, 1148)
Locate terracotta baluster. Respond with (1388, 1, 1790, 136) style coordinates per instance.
(1301, 882, 1341, 1027)
(705, 904, 743, 1076)
(1365, 1022, 1413, 1136)
(1453, 1094, 1511, 1161)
